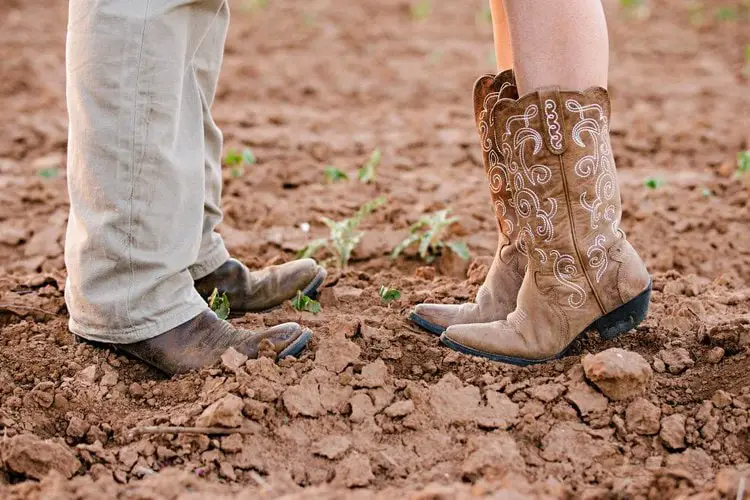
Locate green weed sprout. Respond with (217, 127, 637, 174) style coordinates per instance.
(358, 148, 381, 184)
(379, 286, 401, 303)
(208, 288, 230, 320)
(644, 177, 665, 190)
(298, 196, 387, 269)
(392, 209, 471, 263)
(224, 148, 256, 178)
(737, 151, 750, 186)
(324, 166, 349, 183)
(410, 0, 432, 21)
(291, 290, 321, 314)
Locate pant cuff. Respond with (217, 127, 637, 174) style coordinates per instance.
(69, 295, 208, 344)
(189, 240, 230, 280)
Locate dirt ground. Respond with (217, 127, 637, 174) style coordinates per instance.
(1, 0, 750, 498)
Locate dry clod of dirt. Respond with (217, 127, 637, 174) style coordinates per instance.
(706, 346, 725, 364)
(221, 347, 249, 371)
(356, 359, 388, 388)
(657, 347, 695, 375)
(565, 382, 609, 418)
(711, 390, 733, 409)
(625, 397, 661, 435)
(338, 451, 374, 487)
(461, 433, 523, 481)
(384, 399, 414, 418)
(312, 436, 352, 460)
(315, 334, 361, 373)
(1, 434, 81, 479)
(660, 414, 687, 450)
(582, 348, 652, 400)
(195, 393, 244, 428)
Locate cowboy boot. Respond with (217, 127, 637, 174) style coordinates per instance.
(410, 69, 527, 335)
(195, 258, 327, 318)
(114, 310, 312, 375)
(440, 86, 652, 365)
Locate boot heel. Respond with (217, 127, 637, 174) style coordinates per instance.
(594, 280, 652, 341)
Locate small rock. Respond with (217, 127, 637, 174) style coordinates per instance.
(530, 383, 566, 403)
(315, 335, 361, 373)
(384, 400, 414, 418)
(356, 359, 388, 388)
(283, 384, 324, 418)
(349, 392, 376, 423)
(665, 448, 713, 483)
(218, 462, 236, 480)
(317, 287, 339, 308)
(625, 398, 661, 436)
(712, 390, 733, 409)
(660, 414, 687, 450)
(415, 266, 436, 280)
(221, 348, 248, 371)
(77, 365, 98, 386)
(66, 416, 90, 440)
(461, 433, 523, 481)
(220, 434, 243, 453)
(565, 382, 608, 417)
(118, 446, 138, 470)
(312, 436, 352, 460)
(339, 452, 374, 487)
(2, 434, 80, 479)
(658, 348, 694, 375)
(129, 383, 144, 398)
(195, 394, 244, 428)
(582, 348, 652, 400)
(706, 347, 724, 364)
(653, 358, 666, 373)
(100, 371, 118, 387)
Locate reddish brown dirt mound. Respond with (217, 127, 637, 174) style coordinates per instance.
(1, 0, 749, 498)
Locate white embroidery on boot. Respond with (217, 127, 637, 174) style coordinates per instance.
(586, 234, 608, 283)
(544, 99, 563, 151)
(551, 250, 587, 309)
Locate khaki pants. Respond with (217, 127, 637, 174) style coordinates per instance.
(65, 0, 230, 343)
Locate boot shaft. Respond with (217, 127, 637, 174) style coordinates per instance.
(491, 87, 646, 316)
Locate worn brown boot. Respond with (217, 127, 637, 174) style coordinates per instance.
(114, 310, 312, 375)
(195, 258, 326, 317)
(440, 86, 651, 365)
(410, 69, 526, 335)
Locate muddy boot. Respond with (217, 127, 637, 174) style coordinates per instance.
(194, 258, 327, 317)
(114, 310, 312, 375)
(410, 69, 527, 335)
(440, 87, 652, 365)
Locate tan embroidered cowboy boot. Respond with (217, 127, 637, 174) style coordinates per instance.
(410, 69, 526, 335)
(440, 87, 652, 365)
(195, 258, 326, 318)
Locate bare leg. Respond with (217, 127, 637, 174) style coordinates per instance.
(502, 0, 609, 93)
(490, 0, 513, 72)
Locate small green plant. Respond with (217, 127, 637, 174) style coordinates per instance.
(619, 0, 650, 19)
(291, 290, 321, 314)
(392, 209, 471, 263)
(744, 44, 750, 76)
(714, 6, 738, 21)
(324, 166, 349, 183)
(410, 0, 432, 21)
(38, 167, 58, 179)
(644, 177, 665, 190)
(298, 197, 387, 268)
(208, 288, 230, 320)
(737, 150, 750, 175)
(224, 148, 257, 178)
(357, 148, 381, 184)
(700, 187, 714, 197)
(379, 286, 401, 303)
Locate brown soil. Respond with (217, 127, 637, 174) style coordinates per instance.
(1, 0, 750, 498)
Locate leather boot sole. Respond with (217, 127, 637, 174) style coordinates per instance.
(408, 312, 447, 336)
(226, 266, 327, 319)
(440, 279, 653, 366)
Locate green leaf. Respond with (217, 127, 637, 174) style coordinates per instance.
(379, 286, 401, 303)
(38, 167, 58, 179)
(737, 151, 750, 173)
(446, 240, 471, 261)
(241, 148, 257, 165)
(224, 148, 242, 167)
(297, 238, 327, 259)
(701, 187, 714, 197)
(291, 290, 321, 314)
(357, 148, 381, 183)
(714, 6, 737, 21)
(410, 0, 432, 20)
(324, 166, 349, 182)
(208, 288, 231, 320)
(230, 165, 245, 178)
(391, 233, 421, 260)
(644, 177, 664, 190)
